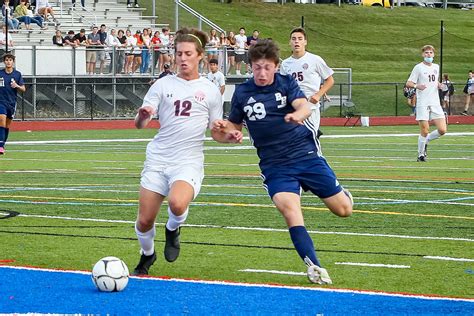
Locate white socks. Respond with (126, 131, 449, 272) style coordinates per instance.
(135, 223, 155, 256)
(418, 135, 427, 157)
(166, 207, 188, 231)
(427, 130, 441, 142)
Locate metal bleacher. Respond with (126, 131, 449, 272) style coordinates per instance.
(13, 0, 168, 46)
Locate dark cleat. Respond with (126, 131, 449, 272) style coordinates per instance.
(164, 227, 181, 262)
(132, 252, 156, 275)
(417, 156, 427, 162)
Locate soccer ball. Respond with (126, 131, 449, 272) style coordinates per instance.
(91, 256, 129, 292)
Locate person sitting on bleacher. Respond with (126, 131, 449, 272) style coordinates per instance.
(2, 0, 19, 30)
(14, 0, 45, 30)
(35, 0, 58, 26)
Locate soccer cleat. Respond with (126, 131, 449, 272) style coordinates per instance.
(304, 258, 332, 285)
(164, 227, 181, 262)
(461, 111, 468, 116)
(132, 251, 156, 275)
(417, 156, 427, 162)
(0, 147, 4, 155)
(343, 188, 354, 206)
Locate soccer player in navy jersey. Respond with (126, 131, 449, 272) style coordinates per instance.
(0, 53, 25, 155)
(211, 39, 353, 285)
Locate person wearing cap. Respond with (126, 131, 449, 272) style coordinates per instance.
(0, 53, 25, 155)
(64, 30, 78, 47)
(206, 58, 225, 95)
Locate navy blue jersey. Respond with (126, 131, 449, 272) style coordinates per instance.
(0, 69, 24, 108)
(228, 73, 321, 167)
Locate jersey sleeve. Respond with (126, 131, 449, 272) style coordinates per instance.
(142, 81, 163, 113)
(314, 55, 334, 80)
(208, 88, 223, 128)
(227, 86, 245, 125)
(279, 61, 289, 75)
(408, 65, 419, 83)
(284, 74, 306, 104)
(16, 71, 24, 86)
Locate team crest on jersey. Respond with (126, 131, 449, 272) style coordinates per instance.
(302, 63, 309, 70)
(194, 91, 206, 102)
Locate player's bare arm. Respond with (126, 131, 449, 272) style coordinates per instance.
(211, 119, 244, 143)
(285, 98, 312, 125)
(311, 75, 334, 104)
(135, 105, 155, 129)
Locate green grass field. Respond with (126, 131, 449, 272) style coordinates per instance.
(1, 125, 473, 298)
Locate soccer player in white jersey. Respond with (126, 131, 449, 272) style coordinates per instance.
(280, 27, 334, 136)
(132, 28, 223, 275)
(406, 45, 447, 162)
(212, 40, 353, 285)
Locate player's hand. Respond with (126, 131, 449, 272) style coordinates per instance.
(138, 106, 155, 119)
(10, 80, 19, 89)
(226, 130, 243, 143)
(211, 119, 227, 132)
(309, 94, 320, 104)
(284, 113, 305, 125)
(417, 84, 427, 91)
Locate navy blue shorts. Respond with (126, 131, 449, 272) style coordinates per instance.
(261, 157, 342, 199)
(0, 103, 16, 119)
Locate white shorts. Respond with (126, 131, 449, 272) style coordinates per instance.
(416, 105, 445, 121)
(140, 163, 204, 199)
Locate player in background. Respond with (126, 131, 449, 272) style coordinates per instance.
(211, 39, 353, 285)
(280, 27, 334, 139)
(206, 58, 225, 95)
(406, 45, 447, 162)
(0, 53, 26, 155)
(132, 28, 223, 275)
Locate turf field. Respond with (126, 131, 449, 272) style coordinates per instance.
(0, 124, 473, 312)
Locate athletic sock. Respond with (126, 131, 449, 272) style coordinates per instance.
(426, 130, 441, 143)
(289, 226, 321, 267)
(0, 126, 6, 148)
(166, 207, 188, 231)
(418, 135, 427, 157)
(135, 223, 155, 256)
(4, 128, 9, 144)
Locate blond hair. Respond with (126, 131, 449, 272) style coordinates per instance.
(421, 45, 435, 52)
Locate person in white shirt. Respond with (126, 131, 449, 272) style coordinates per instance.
(35, 0, 58, 25)
(105, 28, 121, 74)
(0, 24, 13, 56)
(206, 58, 225, 95)
(234, 27, 248, 76)
(132, 28, 223, 276)
(406, 44, 447, 162)
(280, 27, 334, 139)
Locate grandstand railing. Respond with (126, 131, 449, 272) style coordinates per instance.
(174, 0, 226, 35)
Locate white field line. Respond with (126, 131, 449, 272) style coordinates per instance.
(1, 265, 473, 302)
(334, 262, 411, 268)
(423, 256, 474, 262)
(4, 212, 474, 243)
(239, 269, 306, 276)
(8, 131, 474, 145)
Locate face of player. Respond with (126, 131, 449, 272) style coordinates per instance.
(4, 58, 14, 70)
(422, 49, 434, 64)
(252, 59, 278, 87)
(176, 41, 202, 80)
(290, 32, 307, 56)
(209, 63, 218, 73)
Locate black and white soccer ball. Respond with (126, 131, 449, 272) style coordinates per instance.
(91, 256, 129, 292)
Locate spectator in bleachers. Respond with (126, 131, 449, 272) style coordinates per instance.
(97, 24, 107, 74)
(158, 27, 170, 72)
(116, 29, 126, 74)
(126, 0, 138, 8)
(225, 31, 236, 75)
(52, 29, 63, 46)
(86, 26, 101, 75)
(64, 30, 77, 47)
(150, 30, 161, 71)
(132, 29, 142, 74)
(205, 28, 219, 74)
(14, 0, 44, 30)
(105, 28, 121, 74)
(167, 33, 175, 72)
(124, 29, 136, 74)
(140, 28, 150, 74)
(71, 0, 85, 10)
(234, 27, 248, 76)
(24, 1, 45, 29)
(35, 0, 58, 26)
(73, 28, 86, 46)
(0, 23, 14, 56)
(2, 0, 19, 30)
(246, 29, 259, 47)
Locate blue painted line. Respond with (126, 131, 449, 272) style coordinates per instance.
(0, 266, 472, 315)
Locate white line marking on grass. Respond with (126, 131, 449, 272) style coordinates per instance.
(2, 265, 473, 302)
(423, 256, 474, 262)
(12, 213, 474, 242)
(239, 269, 306, 276)
(334, 262, 411, 268)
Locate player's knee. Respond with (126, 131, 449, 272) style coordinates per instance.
(439, 127, 447, 136)
(167, 198, 188, 215)
(136, 218, 154, 232)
